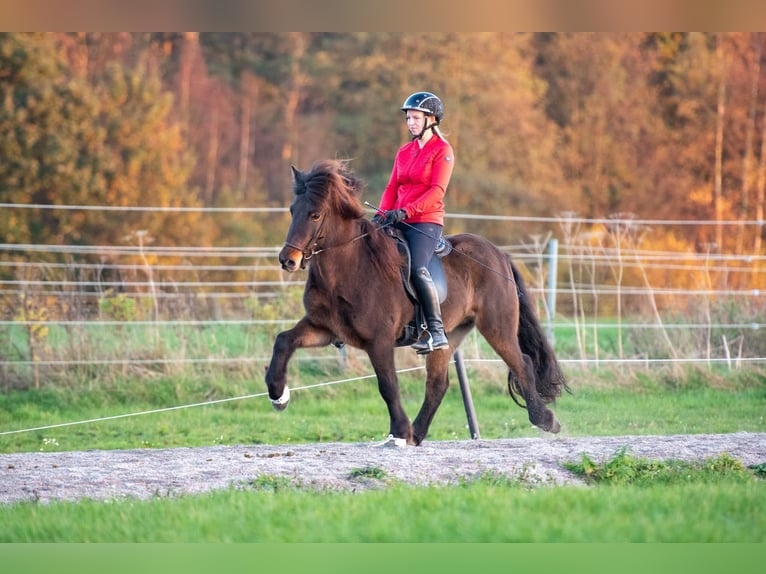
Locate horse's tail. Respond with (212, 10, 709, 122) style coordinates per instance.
(510, 259, 570, 403)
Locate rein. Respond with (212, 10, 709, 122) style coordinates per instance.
(286, 201, 516, 288)
(283, 219, 370, 267)
(364, 202, 518, 286)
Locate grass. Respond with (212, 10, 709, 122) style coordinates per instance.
(0, 363, 763, 544)
(1, 321, 765, 543)
(349, 465, 389, 481)
(1, 366, 764, 453)
(564, 450, 752, 485)
(1, 458, 763, 542)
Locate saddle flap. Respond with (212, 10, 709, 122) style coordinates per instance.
(384, 227, 448, 304)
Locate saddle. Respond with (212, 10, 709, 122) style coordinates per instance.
(382, 226, 451, 347)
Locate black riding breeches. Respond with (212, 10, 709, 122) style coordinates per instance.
(398, 222, 443, 272)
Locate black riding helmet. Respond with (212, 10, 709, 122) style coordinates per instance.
(400, 91, 444, 124)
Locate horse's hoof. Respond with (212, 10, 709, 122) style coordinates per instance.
(270, 385, 290, 411)
(533, 410, 560, 433)
(373, 434, 408, 448)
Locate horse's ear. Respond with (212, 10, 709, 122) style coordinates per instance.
(291, 165, 306, 195)
(291, 165, 303, 184)
(290, 165, 306, 195)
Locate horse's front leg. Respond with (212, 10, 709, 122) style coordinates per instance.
(265, 317, 334, 411)
(366, 343, 414, 444)
(411, 349, 453, 445)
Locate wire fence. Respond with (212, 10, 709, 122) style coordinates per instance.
(2, 203, 766, 392)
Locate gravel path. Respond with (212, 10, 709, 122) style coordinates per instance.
(2, 432, 764, 504)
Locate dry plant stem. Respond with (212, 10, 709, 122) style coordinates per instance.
(580, 241, 591, 362)
(629, 238, 678, 364)
(723, 335, 731, 370)
(136, 231, 160, 350)
(738, 335, 745, 368)
(560, 216, 586, 362)
(21, 291, 39, 390)
(611, 224, 625, 362)
(575, 243, 588, 361)
(527, 233, 551, 337)
(590, 236, 601, 365)
(703, 248, 714, 368)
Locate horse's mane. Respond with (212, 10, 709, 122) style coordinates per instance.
(297, 159, 401, 281)
(295, 159, 365, 219)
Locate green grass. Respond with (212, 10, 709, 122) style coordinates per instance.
(564, 450, 752, 485)
(1, 463, 763, 542)
(1, 366, 764, 453)
(1, 322, 765, 543)
(0, 376, 763, 544)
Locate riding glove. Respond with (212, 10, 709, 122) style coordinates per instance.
(384, 209, 407, 225)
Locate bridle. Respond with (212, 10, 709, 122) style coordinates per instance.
(283, 215, 326, 268)
(282, 215, 370, 269)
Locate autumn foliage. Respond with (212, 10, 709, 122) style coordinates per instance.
(0, 33, 763, 251)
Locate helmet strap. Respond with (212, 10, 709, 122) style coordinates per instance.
(412, 116, 436, 141)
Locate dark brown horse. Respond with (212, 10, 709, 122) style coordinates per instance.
(266, 159, 569, 445)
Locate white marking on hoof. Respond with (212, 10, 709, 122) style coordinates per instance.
(270, 385, 290, 408)
(372, 434, 408, 448)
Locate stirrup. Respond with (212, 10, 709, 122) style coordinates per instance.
(411, 330, 449, 355)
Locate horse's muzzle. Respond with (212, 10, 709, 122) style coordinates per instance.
(279, 245, 303, 273)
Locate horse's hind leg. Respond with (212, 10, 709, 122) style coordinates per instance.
(515, 352, 560, 433)
(479, 319, 560, 433)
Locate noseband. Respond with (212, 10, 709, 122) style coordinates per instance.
(283, 217, 326, 268)
(283, 240, 319, 267)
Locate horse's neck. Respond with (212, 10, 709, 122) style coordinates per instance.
(310, 220, 375, 288)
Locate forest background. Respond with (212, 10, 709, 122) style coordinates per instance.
(1, 31, 766, 389)
(2, 32, 766, 253)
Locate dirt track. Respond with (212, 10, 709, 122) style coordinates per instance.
(2, 432, 764, 504)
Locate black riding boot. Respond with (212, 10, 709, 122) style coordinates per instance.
(411, 267, 449, 354)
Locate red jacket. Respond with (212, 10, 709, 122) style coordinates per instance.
(379, 135, 454, 226)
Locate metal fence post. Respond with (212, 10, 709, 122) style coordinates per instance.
(453, 348, 480, 439)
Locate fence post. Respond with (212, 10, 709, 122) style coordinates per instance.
(337, 345, 347, 371)
(546, 238, 559, 345)
(453, 349, 480, 439)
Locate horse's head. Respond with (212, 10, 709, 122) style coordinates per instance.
(278, 160, 365, 272)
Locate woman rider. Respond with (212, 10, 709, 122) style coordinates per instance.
(373, 91, 454, 354)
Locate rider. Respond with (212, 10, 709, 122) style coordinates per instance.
(373, 91, 454, 354)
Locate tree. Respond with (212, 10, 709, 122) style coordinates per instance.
(0, 33, 103, 248)
(0, 33, 201, 257)
(533, 33, 668, 219)
(89, 56, 200, 248)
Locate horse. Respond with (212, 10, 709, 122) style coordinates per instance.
(265, 159, 569, 446)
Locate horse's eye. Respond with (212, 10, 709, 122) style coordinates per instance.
(309, 212, 322, 222)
